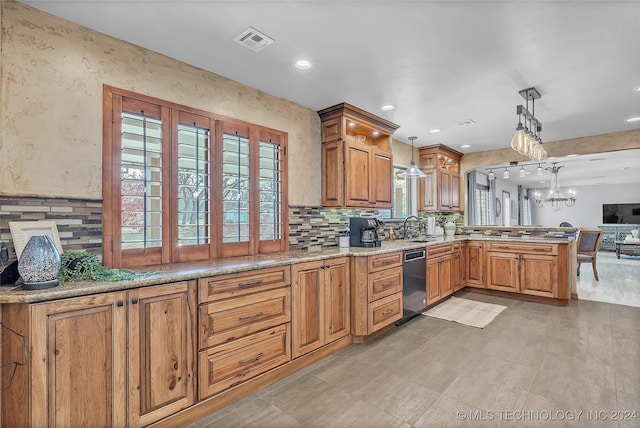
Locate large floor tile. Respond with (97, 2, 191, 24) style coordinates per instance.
(191, 266, 640, 428)
(355, 372, 440, 425)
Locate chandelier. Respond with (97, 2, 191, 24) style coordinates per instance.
(510, 87, 547, 161)
(534, 163, 576, 211)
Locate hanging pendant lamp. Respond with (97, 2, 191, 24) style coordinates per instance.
(400, 136, 427, 178)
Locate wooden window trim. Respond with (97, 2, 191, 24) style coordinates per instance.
(103, 85, 288, 268)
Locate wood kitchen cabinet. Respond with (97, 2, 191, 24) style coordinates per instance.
(351, 251, 403, 337)
(292, 257, 350, 358)
(2, 281, 196, 428)
(128, 282, 196, 427)
(465, 241, 485, 287)
(485, 241, 567, 300)
(418, 145, 463, 212)
(451, 242, 464, 292)
(426, 243, 453, 305)
(319, 102, 400, 208)
(197, 266, 292, 398)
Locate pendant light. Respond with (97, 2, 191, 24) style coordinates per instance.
(400, 136, 427, 178)
(536, 163, 543, 176)
(519, 166, 526, 178)
(503, 168, 510, 179)
(488, 169, 495, 180)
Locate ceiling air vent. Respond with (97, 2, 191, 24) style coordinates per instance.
(234, 27, 274, 52)
(457, 119, 476, 127)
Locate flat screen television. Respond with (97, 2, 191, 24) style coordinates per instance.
(603, 203, 640, 224)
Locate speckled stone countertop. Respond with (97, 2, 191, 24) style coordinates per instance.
(0, 235, 573, 304)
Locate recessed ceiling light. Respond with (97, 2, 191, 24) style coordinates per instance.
(634, 86, 640, 93)
(460, 144, 471, 149)
(372, 131, 380, 136)
(381, 105, 395, 111)
(626, 116, 640, 122)
(566, 154, 578, 157)
(294, 59, 311, 69)
(348, 122, 356, 127)
(429, 129, 441, 133)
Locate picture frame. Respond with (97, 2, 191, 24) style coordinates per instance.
(9, 220, 63, 259)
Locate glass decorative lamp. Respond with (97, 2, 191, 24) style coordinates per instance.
(18, 235, 61, 290)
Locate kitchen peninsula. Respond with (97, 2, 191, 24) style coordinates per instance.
(0, 233, 576, 428)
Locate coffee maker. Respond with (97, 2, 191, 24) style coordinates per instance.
(349, 217, 383, 248)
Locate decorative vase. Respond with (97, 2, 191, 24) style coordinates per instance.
(444, 220, 456, 237)
(18, 235, 61, 290)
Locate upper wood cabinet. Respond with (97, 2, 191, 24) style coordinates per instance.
(418, 144, 463, 212)
(319, 103, 400, 208)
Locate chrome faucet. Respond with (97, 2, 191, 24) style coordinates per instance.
(403, 216, 422, 240)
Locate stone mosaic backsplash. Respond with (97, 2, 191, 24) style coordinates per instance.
(0, 196, 103, 262)
(0, 196, 465, 259)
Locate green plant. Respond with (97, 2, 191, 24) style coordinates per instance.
(58, 250, 145, 283)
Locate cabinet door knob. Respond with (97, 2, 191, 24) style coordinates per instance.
(116, 300, 124, 307)
(132, 297, 139, 305)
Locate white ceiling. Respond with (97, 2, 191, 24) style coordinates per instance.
(20, 0, 640, 187)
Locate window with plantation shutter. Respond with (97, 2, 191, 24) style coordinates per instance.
(103, 86, 288, 268)
(258, 133, 285, 253)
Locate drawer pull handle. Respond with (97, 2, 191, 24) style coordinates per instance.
(239, 352, 264, 365)
(379, 260, 393, 265)
(382, 308, 395, 315)
(239, 311, 264, 321)
(533, 248, 547, 251)
(381, 282, 394, 289)
(239, 279, 263, 288)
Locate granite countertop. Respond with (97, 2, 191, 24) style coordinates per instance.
(0, 235, 572, 304)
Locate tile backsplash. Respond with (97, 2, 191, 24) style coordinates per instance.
(0, 196, 103, 262)
(0, 197, 463, 258)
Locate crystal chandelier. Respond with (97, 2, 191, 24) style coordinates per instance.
(534, 163, 576, 211)
(510, 87, 547, 161)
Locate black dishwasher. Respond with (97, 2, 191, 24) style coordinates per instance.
(396, 248, 427, 326)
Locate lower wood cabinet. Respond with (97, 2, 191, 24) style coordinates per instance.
(465, 241, 484, 287)
(1, 281, 196, 428)
(128, 282, 197, 427)
(291, 257, 350, 358)
(426, 243, 461, 305)
(197, 267, 292, 400)
(351, 252, 403, 337)
(198, 324, 290, 398)
(485, 241, 565, 299)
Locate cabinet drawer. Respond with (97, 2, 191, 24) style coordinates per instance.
(486, 242, 558, 255)
(368, 266, 403, 302)
(427, 244, 451, 258)
(198, 324, 290, 399)
(199, 288, 291, 349)
(368, 292, 402, 333)
(367, 252, 402, 273)
(451, 242, 462, 251)
(198, 266, 290, 303)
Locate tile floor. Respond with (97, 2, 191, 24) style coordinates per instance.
(576, 251, 640, 308)
(190, 252, 640, 427)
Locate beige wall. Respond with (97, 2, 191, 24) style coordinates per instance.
(0, 2, 321, 205)
(460, 129, 640, 175)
